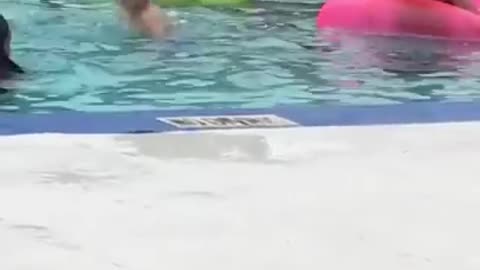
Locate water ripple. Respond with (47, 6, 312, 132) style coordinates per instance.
(2, 0, 480, 113)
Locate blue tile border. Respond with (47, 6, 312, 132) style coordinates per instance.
(0, 101, 480, 135)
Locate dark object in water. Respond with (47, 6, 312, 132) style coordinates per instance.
(0, 14, 24, 78)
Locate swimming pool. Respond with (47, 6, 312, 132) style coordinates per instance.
(2, 0, 480, 114)
(2, 3, 480, 267)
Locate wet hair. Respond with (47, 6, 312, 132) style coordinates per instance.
(119, 0, 150, 16)
(0, 14, 23, 75)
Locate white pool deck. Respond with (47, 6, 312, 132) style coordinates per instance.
(1, 122, 479, 270)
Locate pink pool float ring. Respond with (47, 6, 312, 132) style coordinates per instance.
(317, 0, 480, 40)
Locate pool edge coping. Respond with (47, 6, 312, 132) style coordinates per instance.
(1, 101, 479, 135)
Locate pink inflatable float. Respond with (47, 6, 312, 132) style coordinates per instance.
(317, 0, 480, 40)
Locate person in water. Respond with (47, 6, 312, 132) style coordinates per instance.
(0, 14, 23, 79)
(117, 0, 172, 39)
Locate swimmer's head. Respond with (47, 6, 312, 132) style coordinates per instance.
(0, 14, 23, 75)
(119, 0, 150, 16)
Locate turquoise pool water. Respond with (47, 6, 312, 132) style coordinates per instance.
(2, 0, 480, 113)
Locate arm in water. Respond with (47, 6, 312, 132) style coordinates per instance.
(118, 0, 172, 39)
